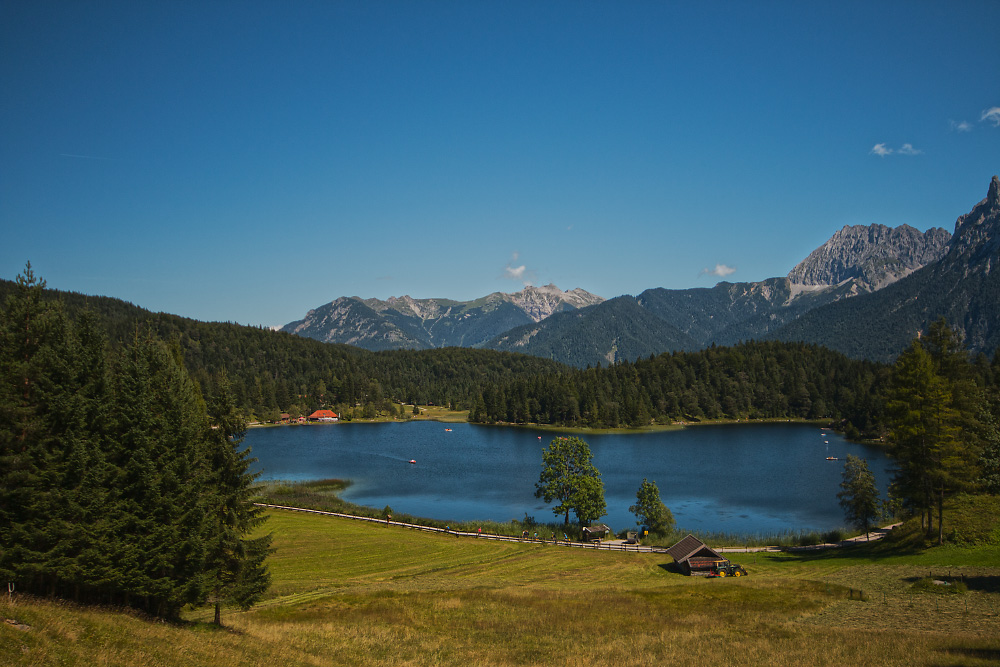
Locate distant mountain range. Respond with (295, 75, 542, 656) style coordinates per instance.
(281, 284, 604, 351)
(284, 176, 1000, 365)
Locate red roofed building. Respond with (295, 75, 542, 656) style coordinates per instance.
(307, 409, 339, 422)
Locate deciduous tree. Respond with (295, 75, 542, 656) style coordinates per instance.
(628, 478, 675, 535)
(535, 437, 605, 525)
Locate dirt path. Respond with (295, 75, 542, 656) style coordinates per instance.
(257, 503, 900, 555)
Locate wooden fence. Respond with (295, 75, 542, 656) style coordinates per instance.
(256, 503, 895, 554)
(255, 503, 673, 553)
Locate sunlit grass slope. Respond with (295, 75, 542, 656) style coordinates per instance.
(2, 508, 999, 666)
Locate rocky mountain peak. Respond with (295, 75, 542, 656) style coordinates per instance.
(786, 223, 951, 292)
(509, 284, 604, 321)
(948, 175, 1000, 262)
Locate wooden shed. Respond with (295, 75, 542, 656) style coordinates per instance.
(665, 534, 728, 575)
(582, 524, 611, 542)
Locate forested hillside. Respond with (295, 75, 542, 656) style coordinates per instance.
(470, 340, 890, 435)
(6, 271, 995, 444)
(0, 277, 568, 420)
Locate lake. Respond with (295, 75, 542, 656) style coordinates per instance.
(245, 421, 894, 537)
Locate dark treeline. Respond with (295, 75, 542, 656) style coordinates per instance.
(0, 278, 567, 421)
(4, 276, 997, 440)
(0, 267, 270, 620)
(470, 341, 890, 435)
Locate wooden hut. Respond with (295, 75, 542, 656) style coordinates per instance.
(582, 524, 611, 542)
(665, 534, 728, 575)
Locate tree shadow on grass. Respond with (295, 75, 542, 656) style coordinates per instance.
(930, 646, 1000, 666)
(774, 540, 928, 564)
(901, 574, 1000, 594)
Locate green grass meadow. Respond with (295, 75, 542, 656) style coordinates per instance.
(3, 508, 999, 666)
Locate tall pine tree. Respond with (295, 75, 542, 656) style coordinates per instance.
(204, 371, 272, 626)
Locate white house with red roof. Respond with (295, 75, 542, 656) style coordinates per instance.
(307, 409, 338, 422)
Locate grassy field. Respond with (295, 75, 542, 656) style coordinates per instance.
(3, 507, 999, 666)
(409, 405, 469, 422)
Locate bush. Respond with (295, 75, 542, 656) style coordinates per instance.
(822, 529, 845, 544)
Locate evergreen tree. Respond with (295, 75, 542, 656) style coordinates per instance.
(836, 455, 880, 539)
(0, 267, 274, 619)
(978, 391, 1000, 494)
(886, 341, 952, 537)
(0, 263, 97, 597)
(886, 337, 979, 543)
(204, 372, 273, 625)
(106, 333, 213, 617)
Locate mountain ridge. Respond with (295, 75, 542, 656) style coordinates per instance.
(282, 176, 999, 365)
(282, 284, 604, 351)
(772, 175, 1000, 360)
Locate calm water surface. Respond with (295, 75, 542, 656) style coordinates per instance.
(245, 421, 892, 536)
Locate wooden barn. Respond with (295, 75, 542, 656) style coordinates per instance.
(665, 534, 728, 575)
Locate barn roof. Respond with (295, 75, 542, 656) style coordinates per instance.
(582, 524, 610, 533)
(665, 534, 723, 563)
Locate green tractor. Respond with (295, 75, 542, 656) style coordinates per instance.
(708, 561, 748, 578)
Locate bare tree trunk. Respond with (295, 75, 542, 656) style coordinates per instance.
(938, 487, 945, 545)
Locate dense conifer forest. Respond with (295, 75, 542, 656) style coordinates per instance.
(469, 341, 890, 433)
(0, 268, 270, 619)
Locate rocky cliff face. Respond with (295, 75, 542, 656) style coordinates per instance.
(948, 174, 1000, 266)
(772, 175, 1000, 360)
(506, 284, 605, 321)
(786, 223, 951, 292)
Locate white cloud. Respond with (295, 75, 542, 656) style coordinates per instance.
(870, 143, 893, 157)
(504, 263, 527, 281)
(503, 252, 535, 285)
(950, 119, 973, 132)
(870, 142, 921, 157)
(981, 107, 1000, 127)
(701, 263, 736, 278)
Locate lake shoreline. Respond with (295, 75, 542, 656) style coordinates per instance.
(251, 413, 838, 436)
(246, 421, 891, 536)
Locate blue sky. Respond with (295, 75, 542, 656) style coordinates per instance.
(2, 1, 998, 327)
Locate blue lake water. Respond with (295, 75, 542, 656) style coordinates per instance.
(245, 421, 893, 537)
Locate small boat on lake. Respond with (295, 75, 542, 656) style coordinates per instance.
(409, 459, 416, 464)
(826, 457, 838, 461)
